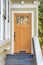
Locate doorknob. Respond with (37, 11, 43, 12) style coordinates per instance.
(14, 32, 16, 41)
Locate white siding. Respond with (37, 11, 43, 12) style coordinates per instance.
(0, 15, 1, 40)
(0, 0, 1, 40)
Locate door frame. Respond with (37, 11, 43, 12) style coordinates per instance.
(11, 11, 34, 54)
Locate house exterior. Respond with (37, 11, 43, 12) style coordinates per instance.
(0, 0, 43, 65)
(10, 0, 41, 54)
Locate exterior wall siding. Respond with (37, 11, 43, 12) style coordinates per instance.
(0, 14, 1, 40)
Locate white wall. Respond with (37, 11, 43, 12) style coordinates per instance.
(0, 14, 1, 40)
(0, 0, 10, 40)
(0, 0, 1, 12)
(0, 0, 1, 40)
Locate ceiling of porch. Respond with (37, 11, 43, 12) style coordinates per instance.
(11, 0, 34, 4)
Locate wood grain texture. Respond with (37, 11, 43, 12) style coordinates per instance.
(14, 13, 32, 53)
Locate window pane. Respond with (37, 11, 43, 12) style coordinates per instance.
(16, 16, 20, 24)
(16, 16, 29, 24)
(25, 16, 29, 24)
(20, 16, 24, 24)
(16, 16, 24, 24)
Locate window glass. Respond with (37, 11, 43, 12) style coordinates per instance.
(25, 16, 29, 24)
(20, 16, 24, 24)
(16, 16, 20, 24)
(16, 16, 29, 24)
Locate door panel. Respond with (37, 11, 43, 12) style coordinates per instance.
(14, 13, 32, 53)
(20, 25, 25, 50)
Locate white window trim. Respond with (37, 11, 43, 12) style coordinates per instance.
(11, 11, 34, 54)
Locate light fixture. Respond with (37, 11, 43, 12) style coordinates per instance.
(21, 0, 24, 4)
(34, 1, 37, 4)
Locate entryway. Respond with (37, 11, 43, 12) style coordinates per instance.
(14, 13, 32, 53)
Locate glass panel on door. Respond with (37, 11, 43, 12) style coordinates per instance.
(25, 16, 29, 24)
(16, 16, 29, 24)
(16, 16, 20, 24)
(20, 16, 24, 24)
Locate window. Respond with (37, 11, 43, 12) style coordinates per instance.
(20, 16, 24, 24)
(16, 16, 20, 24)
(16, 16, 29, 24)
(25, 16, 29, 24)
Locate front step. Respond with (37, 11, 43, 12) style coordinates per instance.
(5, 54, 34, 65)
(6, 53, 34, 58)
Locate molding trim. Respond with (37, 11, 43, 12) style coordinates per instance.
(1, 0, 3, 40)
(36, 5, 38, 37)
(11, 11, 34, 54)
(10, 4, 38, 9)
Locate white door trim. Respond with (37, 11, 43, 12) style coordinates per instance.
(10, 4, 37, 9)
(11, 11, 34, 54)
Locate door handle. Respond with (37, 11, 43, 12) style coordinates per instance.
(14, 32, 16, 41)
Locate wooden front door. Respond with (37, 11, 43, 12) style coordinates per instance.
(14, 13, 32, 53)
